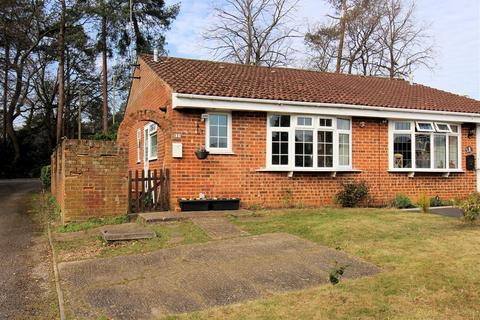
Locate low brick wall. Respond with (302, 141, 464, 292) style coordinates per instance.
(51, 139, 129, 223)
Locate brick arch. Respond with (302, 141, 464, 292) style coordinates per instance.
(117, 109, 171, 148)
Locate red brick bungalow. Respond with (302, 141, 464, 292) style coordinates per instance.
(117, 54, 480, 211)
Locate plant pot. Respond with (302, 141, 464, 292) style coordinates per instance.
(179, 199, 210, 211)
(211, 199, 240, 210)
(195, 150, 209, 160)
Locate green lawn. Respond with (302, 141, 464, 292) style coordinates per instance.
(165, 207, 480, 320)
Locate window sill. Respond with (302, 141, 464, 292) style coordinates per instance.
(257, 167, 360, 172)
(388, 169, 463, 173)
(148, 158, 158, 162)
(207, 150, 235, 155)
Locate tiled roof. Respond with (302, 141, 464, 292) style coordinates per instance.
(141, 54, 480, 114)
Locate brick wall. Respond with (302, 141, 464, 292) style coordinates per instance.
(166, 110, 476, 210)
(120, 57, 477, 211)
(51, 139, 129, 223)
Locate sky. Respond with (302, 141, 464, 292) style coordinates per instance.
(164, 0, 480, 100)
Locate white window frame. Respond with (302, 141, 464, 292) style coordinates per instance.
(266, 114, 352, 171)
(144, 122, 158, 161)
(434, 122, 452, 133)
(415, 121, 435, 132)
(205, 112, 233, 154)
(389, 120, 462, 172)
(136, 129, 141, 164)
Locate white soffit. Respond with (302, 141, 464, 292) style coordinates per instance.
(172, 93, 480, 123)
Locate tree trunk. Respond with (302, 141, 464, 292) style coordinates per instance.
(2, 39, 9, 143)
(56, 0, 66, 145)
(336, 0, 348, 73)
(101, 3, 108, 134)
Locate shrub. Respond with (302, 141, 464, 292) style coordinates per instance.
(417, 192, 430, 213)
(430, 195, 443, 207)
(329, 262, 349, 285)
(40, 165, 51, 189)
(392, 194, 413, 209)
(460, 193, 480, 224)
(334, 181, 369, 208)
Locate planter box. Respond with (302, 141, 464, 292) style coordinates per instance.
(179, 200, 210, 211)
(211, 199, 240, 210)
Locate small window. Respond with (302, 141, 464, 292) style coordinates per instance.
(319, 118, 333, 128)
(450, 125, 459, 133)
(149, 123, 158, 133)
(149, 130, 158, 160)
(434, 123, 451, 133)
(136, 129, 141, 163)
(394, 121, 411, 131)
(270, 115, 290, 127)
(337, 118, 350, 130)
(297, 116, 312, 126)
(415, 121, 435, 132)
(207, 113, 231, 153)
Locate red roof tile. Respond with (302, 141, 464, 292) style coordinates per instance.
(141, 54, 480, 114)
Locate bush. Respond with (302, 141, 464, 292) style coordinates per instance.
(430, 195, 443, 207)
(417, 192, 430, 213)
(460, 193, 480, 224)
(392, 194, 414, 209)
(335, 181, 369, 208)
(40, 165, 51, 189)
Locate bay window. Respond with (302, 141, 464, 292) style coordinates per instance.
(267, 114, 352, 170)
(390, 120, 461, 171)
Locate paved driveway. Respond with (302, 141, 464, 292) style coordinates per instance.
(59, 233, 380, 319)
(0, 179, 53, 319)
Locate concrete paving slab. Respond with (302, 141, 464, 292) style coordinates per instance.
(100, 223, 156, 241)
(58, 233, 380, 319)
(191, 217, 247, 239)
(139, 210, 252, 224)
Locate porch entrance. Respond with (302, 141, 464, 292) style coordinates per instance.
(128, 169, 170, 215)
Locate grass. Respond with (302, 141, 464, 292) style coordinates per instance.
(53, 220, 211, 262)
(163, 207, 480, 320)
(55, 214, 129, 233)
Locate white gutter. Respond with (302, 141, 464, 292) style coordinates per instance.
(172, 93, 480, 123)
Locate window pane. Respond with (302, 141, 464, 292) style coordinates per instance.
(218, 115, 227, 126)
(416, 122, 434, 131)
(435, 123, 450, 132)
(210, 137, 218, 148)
(434, 135, 446, 168)
(295, 130, 313, 167)
(319, 118, 332, 127)
(210, 125, 218, 137)
(297, 117, 312, 126)
(449, 136, 458, 169)
(338, 133, 350, 166)
(415, 134, 431, 168)
(271, 131, 288, 165)
(218, 126, 227, 137)
(150, 133, 158, 158)
(395, 121, 411, 130)
(337, 119, 350, 130)
(210, 115, 218, 125)
(393, 134, 412, 168)
(219, 138, 227, 148)
(271, 115, 290, 127)
(450, 125, 459, 133)
(280, 115, 290, 127)
(317, 131, 333, 168)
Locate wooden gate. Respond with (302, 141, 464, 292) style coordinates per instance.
(128, 169, 170, 214)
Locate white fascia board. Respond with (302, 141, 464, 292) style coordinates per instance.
(172, 93, 480, 123)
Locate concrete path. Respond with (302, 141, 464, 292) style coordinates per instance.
(0, 179, 53, 319)
(58, 233, 380, 319)
(191, 216, 247, 239)
(429, 207, 463, 218)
